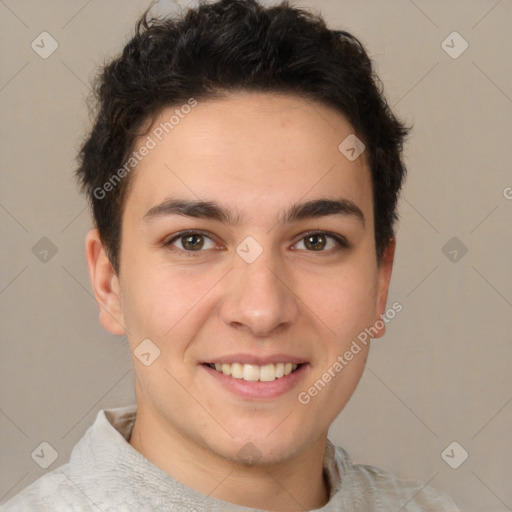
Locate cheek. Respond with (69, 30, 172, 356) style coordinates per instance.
(119, 258, 223, 341)
(296, 265, 375, 420)
(304, 263, 378, 345)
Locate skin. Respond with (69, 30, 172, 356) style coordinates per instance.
(85, 92, 395, 510)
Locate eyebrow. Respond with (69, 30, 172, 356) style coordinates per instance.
(143, 197, 365, 227)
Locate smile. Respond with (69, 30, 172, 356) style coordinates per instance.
(206, 362, 301, 382)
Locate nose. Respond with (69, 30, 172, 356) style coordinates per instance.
(219, 246, 300, 337)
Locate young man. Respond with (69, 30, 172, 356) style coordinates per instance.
(4, 0, 460, 510)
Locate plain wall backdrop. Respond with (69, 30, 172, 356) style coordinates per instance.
(1, 1, 511, 510)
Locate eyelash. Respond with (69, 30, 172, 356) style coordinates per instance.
(163, 229, 350, 256)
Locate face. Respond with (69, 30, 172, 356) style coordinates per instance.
(87, 92, 394, 466)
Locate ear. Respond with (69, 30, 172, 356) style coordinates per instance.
(371, 238, 396, 339)
(85, 228, 127, 335)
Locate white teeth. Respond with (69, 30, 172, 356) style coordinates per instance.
(209, 362, 301, 381)
(243, 364, 260, 381)
(259, 364, 276, 382)
(231, 363, 243, 379)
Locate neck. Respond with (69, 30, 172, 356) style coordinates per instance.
(128, 403, 330, 510)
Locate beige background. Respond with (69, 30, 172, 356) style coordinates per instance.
(1, 0, 511, 510)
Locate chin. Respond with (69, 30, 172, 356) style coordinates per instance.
(212, 428, 311, 468)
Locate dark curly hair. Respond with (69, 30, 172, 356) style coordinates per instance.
(76, 0, 409, 274)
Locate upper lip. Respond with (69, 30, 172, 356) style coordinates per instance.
(203, 354, 309, 365)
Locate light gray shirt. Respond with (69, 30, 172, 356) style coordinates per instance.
(2, 405, 460, 511)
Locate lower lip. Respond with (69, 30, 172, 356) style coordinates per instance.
(202, 364, 309, 400)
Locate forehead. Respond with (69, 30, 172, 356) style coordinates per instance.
(124, 92, 373, 226)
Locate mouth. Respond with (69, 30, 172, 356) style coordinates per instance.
(201, 359, 309, 400)
(204, 362, 303, 382)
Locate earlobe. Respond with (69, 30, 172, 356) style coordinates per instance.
(85, 228, 127, 336)
(371, 238, 396, 339)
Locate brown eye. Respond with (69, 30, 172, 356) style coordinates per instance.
(294, 232, 349, 252)
(181, 234, 204, 251)
(304, 234, 327, 251)
(165, 231, 216, 253)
